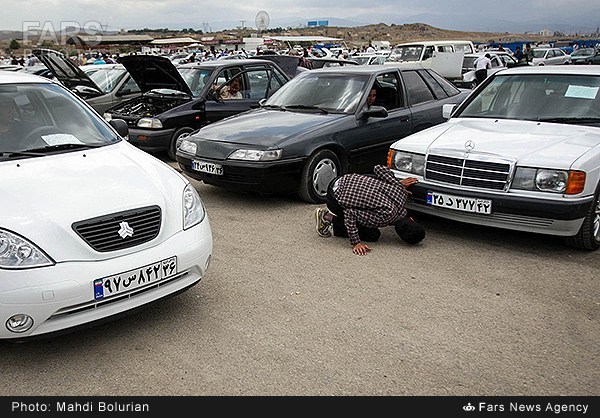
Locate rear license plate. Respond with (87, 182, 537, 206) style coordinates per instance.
(191, 160, 223, 175)
(93, 256, 177, 300)
(426, 191, 492, 214)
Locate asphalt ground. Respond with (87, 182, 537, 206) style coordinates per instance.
(0, 153, 597, 398)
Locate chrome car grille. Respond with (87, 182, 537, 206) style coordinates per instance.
(72, 206, 162, 252)
(425, 154, 511, 191)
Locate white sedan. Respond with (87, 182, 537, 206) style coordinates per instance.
(0, 71, 213, 340)
(531, 47, 571, 65)
(388, 65, 600, 250)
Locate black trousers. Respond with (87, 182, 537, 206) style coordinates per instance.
(475, 69, 487, 83)
(325, 180, 381, 242)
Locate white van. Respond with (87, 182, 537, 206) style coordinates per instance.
(385, 40, 475, 80)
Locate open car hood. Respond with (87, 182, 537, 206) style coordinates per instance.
(32, 48, 101, 91)
(117, 55, 192, 95)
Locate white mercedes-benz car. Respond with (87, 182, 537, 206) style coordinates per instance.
(0, 70, 213, 340)
(388, 65, 600, 250)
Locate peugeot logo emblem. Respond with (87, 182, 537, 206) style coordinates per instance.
(465, 140, 475, 152)
(117, 221, 134, 239)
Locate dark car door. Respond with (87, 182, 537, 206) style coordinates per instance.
(338, 70, 414, 173)
(203, 66, 288, 124)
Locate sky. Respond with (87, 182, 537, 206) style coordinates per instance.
(1, 0, 598, 33)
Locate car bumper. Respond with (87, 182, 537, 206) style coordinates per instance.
(177, 154, 305, 195)
(405, 182, 593, 237)
(127, 128, 176, 153)
(0, 219, 212, 340)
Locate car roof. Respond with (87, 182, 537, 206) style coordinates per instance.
(309, 63, 425, 75)
(497, 65, 600, 76)
(0, 69, 55, 84)
(178, 58, 281, 69)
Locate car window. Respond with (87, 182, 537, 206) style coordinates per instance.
(84, 67, 128, 94)
(118, 75, 140, 95)
(423, 46, 435, 60)
(0, 83, 119, 154)
(402, 70, 435, 105)
(420, 69, 453, 99)
(374, 72, 402, 110)
(246, 68, 287, 100)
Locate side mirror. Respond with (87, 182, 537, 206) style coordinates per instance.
(73, 85, 102, 98)
(109, 118, 129, 138)
(362, 105, 388, 119)
(442, 104, 456, 119)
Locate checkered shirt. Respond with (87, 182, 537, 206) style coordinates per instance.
(334, 165, 409, 246)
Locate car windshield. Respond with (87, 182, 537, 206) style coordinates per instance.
(83, 67, 128, 94)
(457, 73, 600, 124)
(572, 48, 595, 56)
(264, 72, 369, 114)
(388, 45, 423, 62)
(0, 83, 120, 156)
(178, 68, 213, 97)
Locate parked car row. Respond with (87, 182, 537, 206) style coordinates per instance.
(1, 50, 599, 342)
(175, 64, 471, 203)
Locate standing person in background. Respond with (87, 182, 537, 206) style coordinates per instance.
(474, 53, 492, 84)
(300, 48, 313, 69)
(514, 46, 524, 62)
(524, 43, 534, 63)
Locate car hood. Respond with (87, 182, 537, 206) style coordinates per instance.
(1, 143, 187, 262)
(195, 108, 347, 148)
(117, 55, 192, 96)
(394, 118, 600, 168)
(32, 48, 101, 91)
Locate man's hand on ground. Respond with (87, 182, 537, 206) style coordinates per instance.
(352, 242, 372, 256)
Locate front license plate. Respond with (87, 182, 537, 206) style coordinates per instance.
(426, 191, 492, 214)
(191, 160, 223, 175)
(93, 256, 177, 300)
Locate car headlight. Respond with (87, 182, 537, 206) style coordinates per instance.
(137, 117, 163, 129)
(179, 139, 197, 155)
(0, 229, 54, 269)
(512, 168, 585, 194)
(228, 149, 282, 161)
(387, 150, 425, 175)
(183, 183, 206, 230)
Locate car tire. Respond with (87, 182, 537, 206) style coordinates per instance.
(564, 182, 600, 251)
(299, 149, 341, 204)
(169, 127, 195, 161)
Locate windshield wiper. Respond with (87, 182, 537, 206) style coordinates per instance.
(261, 104, 286, 111)
(283, 104, 329, 114)
(0, 150, 45, 158)
(537, 117, 600, 124)
(24, 143, 103, 153)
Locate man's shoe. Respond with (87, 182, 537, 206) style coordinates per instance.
(314, 208, 332, 237)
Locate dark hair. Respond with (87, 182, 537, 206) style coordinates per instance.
(394, 217, 425, 245)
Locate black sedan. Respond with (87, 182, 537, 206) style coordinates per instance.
(176, 64, 470, 203)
